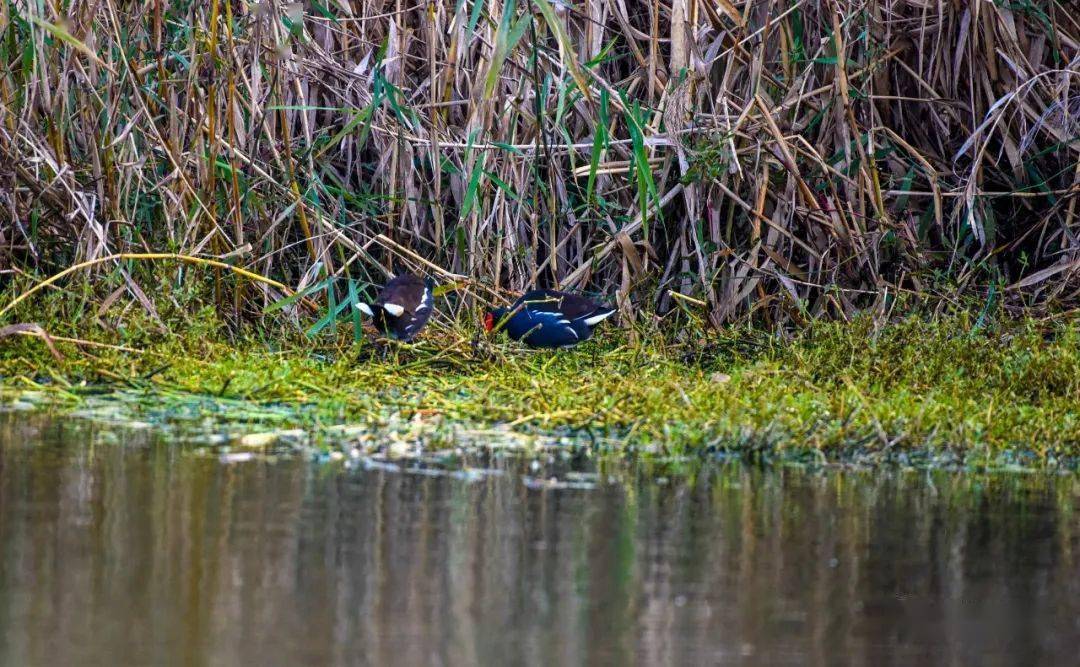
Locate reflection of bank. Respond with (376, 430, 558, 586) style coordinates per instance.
(0, 416, 1073, 665)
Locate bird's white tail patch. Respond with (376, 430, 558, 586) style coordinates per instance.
(382, 303, 405, 317)
(582, 310, 615, 326)
(356, 302, 374, 317)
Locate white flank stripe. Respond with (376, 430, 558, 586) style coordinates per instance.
(382, 303, 405, 317)
(582, 310, 615, 326)
(416, 288, 431, 312)
(356, 302, 374, 316)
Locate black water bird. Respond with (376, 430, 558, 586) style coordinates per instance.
(356, 274, 435, 342)
(484, 289, 616, 348)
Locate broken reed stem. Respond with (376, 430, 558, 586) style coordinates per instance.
(668, 290, 707, 307)
(14, 330, 143, 354)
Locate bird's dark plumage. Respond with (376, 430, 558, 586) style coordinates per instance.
(484, 289, 616, 348)
(356, 274, 435, 341)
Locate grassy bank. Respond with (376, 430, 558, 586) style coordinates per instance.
(3, 303, 1078, 468)
(4, 2, 1078, 469)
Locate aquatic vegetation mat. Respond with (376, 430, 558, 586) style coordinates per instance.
(2, 314, 1078, 471)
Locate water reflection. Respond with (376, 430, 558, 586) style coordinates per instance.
(0, 414, 1077, 665)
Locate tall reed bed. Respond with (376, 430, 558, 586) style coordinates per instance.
(1, 1, 1078, 327)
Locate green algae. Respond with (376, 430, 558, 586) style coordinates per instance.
(1, 301, 1079, 468)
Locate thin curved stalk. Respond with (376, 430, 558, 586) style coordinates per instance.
(0, 254, 292, 320)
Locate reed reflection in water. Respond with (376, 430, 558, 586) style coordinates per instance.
(0, 415, 1077, 665)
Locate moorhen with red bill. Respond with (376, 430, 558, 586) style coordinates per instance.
(484, 289, 616, 348)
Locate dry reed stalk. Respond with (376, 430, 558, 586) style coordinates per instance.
(0, 1, 1077, 326)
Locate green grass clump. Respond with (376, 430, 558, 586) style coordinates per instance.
(1, 301, 1078, 468)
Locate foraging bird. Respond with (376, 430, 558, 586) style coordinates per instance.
(483, 289, 616, 348)
(356, 274, 435, 342)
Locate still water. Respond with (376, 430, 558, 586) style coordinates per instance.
(0, 413, 1077, 665)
